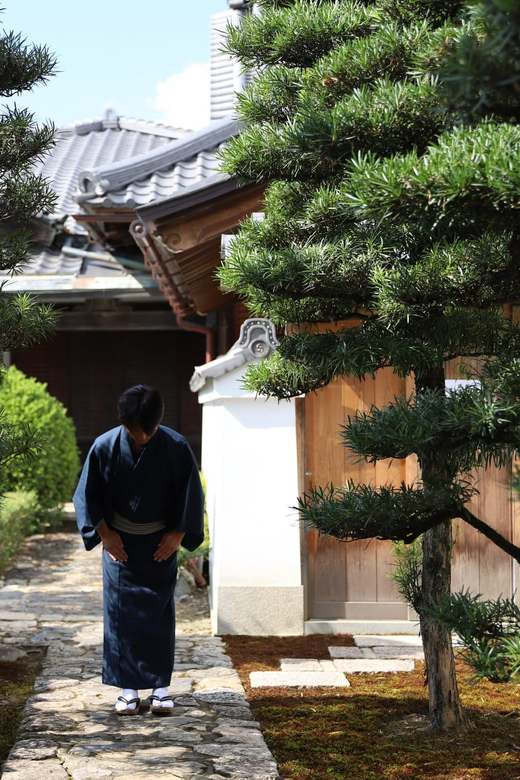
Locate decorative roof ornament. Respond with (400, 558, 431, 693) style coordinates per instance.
(235, 318, 279, 358)
(190, 318, 279, 392)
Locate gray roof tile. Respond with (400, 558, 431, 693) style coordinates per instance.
(77, 118, 240, 213)
(78, 117, 238, 207)
(33, 111, 187, 234)
(22, 248, 84, 275)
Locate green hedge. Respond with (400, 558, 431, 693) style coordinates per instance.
(0, 366, 80, 508)
(0, 491, 36, 574)
(177, 473, 210, 569)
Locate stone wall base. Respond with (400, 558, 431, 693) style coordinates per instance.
(212, 586, 304, 636)
(305, 619, 420, 635)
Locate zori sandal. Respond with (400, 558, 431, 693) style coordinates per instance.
(150, 694, 174, 714)
(115, 695, 140, 715)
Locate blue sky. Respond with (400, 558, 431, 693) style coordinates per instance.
(5, 0, 228, 129)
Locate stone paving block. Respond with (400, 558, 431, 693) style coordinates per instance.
(0, 532, 278, 780)
(20, 714, 77, 734)
(187, 667, 242, 684)
(193, 690, 247, 704)
(212, 705, 254, 720)
(214, 725, 266, 744)
(193, 678, 245, 694)
(280, 658, 322, 672)
(168, 677, 194, 694)
(35, 677, 82, 692)
(318, 660, 337, 672)
(216, 717, 261, 729)
(212, 763, 279, 780)
(354, 634, 422, 647)
(0, 609, 37, 621)
(0, 643, 26, 661)
(1, 758, 70, 778)
(9, 737, 59, 759)
(328, 646, 364, 659)
(333, 659, 414, 673)
(111, 767, 206, 779)
(0, 620, 36, 631)
(250, 671, 350, 688)
(372, 645, 425, 659)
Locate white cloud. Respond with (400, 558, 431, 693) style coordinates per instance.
(150, 62, 210, 131)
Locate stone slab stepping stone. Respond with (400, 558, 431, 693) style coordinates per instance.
(372, 646, 424, 660)
(0, 610, 37, 621)
(333, 659, 414, 674)
(319, 660, 337, 672)
(354, 634, 422, 647)
(0, 644, 26, 662)
(250, 671, 350, 688)
(329, 647, 364, 659)
(280, 659, 322, 672)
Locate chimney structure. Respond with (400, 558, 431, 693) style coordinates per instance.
(210, 1, 253, 121)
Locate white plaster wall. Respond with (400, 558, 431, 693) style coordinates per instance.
(200, 363, 302, 609)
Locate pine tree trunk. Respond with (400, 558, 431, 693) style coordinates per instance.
(417, 369, 468, 732)
(420, 522, 469, 731)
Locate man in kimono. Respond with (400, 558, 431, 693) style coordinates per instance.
(73, 385, 204, 715)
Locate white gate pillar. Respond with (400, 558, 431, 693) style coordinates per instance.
(191, 320, 304, 635)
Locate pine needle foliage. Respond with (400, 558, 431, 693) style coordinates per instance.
(426, 591, 520, 683)
(220, 0, 520, 729)
(0, 13, 58, 491)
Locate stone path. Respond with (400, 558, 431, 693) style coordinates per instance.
(0, 529, 279, 780)
(249, 635, 424, 688)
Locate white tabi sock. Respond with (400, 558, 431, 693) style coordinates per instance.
(115, 688, 139, 711)
(152, 686, 173, 709)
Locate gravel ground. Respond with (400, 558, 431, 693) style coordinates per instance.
(176, 588, 212, 636)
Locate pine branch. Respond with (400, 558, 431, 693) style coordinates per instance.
(343, 124, 520, 235)
(459, 507, 520, 563)
(344, 385, 520, 472)
(0, 30, 58, 96)
(433, 0, 520, 120)
(298, 480, 473, 543)
(223, 79, 445, 182)
(0, 294, 58, 352)
(224, 1, 378, 69)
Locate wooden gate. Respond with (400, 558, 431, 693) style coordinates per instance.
(304, 372, 517, 621)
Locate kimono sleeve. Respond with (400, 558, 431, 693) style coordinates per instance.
(174, 442, 205, 552)
(73, 444, 106, 551)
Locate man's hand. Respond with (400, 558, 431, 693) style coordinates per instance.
(154, 530, 185, 562)
(98, 521, 128, 563)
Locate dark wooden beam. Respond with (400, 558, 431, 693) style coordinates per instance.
(57, 311, 179, 331)
(73, 213, 134, 223)
(155, 185, 264, 254)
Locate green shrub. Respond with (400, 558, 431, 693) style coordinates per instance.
(177, 472, 210, 570)
(0, 366, 80, 509)
(425, 590, 520, 683)
(0, 491, 36, 574)
(389, 538, 423, 614)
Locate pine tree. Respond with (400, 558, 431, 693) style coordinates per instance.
(220, 0, 520, 731)
(0, 16, 58, 477)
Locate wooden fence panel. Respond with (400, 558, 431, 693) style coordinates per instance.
(304, 374, 515, 620)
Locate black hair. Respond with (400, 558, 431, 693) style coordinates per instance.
(117, 385, 164, 435)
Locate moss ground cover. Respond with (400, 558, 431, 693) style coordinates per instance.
(0, 649, 44, 767)
(224, 635, 520, 780)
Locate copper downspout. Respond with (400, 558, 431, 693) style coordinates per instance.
(131, 221, 215, 363)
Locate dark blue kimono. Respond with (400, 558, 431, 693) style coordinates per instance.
(73, 425, 204, 689)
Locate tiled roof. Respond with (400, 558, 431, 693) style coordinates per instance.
(34, 110, 186, 235)
(78, 117, 240, 211)
(21, 247, 83, 275)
